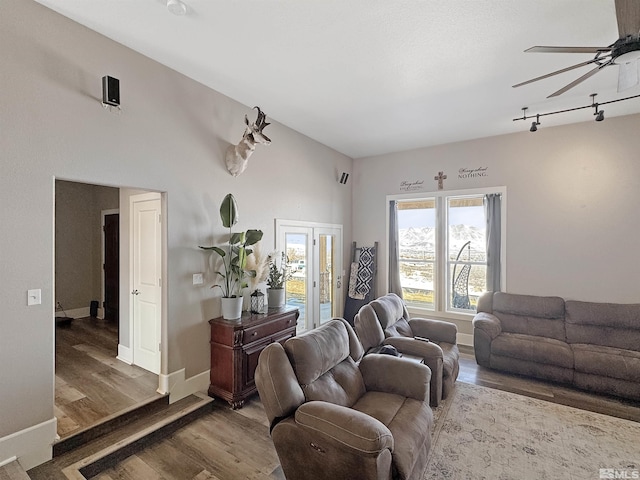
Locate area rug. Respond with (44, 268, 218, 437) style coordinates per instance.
(423, 382, 640, 480)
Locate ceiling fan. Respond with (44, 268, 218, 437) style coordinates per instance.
(513, 0, 640, 98)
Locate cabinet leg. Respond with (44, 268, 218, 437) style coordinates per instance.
(230, 399, 245, 410)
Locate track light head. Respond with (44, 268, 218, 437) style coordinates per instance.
(595, 110, 605, 122)
(529, 114, 540, 132)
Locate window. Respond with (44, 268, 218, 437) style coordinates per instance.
(392, 188, 504, 316)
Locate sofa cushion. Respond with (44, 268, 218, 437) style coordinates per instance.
(493, 292, 566, 341)
(371, 293, 408, 330)
(285, 320, 366, 407)
(491, 333, 573, 368)
(384, 318, 413, 338)
(565, 301, 640, 352)
(353, 392, 432, 480)
(285, 320, 350, 384)
(572, 343, 640, 382)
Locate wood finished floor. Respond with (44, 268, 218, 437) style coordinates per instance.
(87, 349, 640, 480)
(55, 317, 160, 438)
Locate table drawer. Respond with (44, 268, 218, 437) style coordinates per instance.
(244, 314, 296, 343)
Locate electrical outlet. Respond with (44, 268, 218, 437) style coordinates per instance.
(193, 273, 204, 285)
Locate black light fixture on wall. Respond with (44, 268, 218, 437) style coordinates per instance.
(514, 92, 640, 132)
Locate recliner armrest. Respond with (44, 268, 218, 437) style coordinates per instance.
(295, 401, 394, 454)
(383, 336, 444, 360)
(359, 354, 431, 402)
(409, 318, 458, 344)
(472, 312, 502, 340)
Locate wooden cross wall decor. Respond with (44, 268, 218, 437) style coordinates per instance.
(434, 171, 447, 190)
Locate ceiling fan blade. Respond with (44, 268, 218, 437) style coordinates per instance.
(512, 56, 611, 88)
(547, 60, 613, 97)
(614, 0, 640, 38)
(525, 46, 610, 54)
(618, 58, 639, 91)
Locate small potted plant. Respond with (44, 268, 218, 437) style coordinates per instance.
(199, 193, 263, 320)
(266, 251, 291, 309)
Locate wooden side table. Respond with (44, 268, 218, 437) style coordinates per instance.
(208, 306, 299, 409)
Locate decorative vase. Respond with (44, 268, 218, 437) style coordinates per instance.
(267, 288, 285, 309)
(221, 296, 243, 320)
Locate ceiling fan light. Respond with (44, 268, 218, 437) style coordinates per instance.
(614, 50, 640, 65)
(167, 0, 187, 15)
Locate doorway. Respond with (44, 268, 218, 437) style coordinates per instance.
(102, 210, 119, 323)
(276, 220, 343, 333)
(54, 180, 165, 439)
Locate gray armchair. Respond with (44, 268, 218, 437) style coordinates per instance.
(355, 293, 459, 407)
(255, 318, 433, 480)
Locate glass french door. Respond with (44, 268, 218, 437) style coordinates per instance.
(276, 220, 343, 333)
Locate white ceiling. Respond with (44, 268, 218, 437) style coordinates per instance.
(33, 0, 640, 158)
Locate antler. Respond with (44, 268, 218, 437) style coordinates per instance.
(253, 106, 271, 132)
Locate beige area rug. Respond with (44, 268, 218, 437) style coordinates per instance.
(423, 382, 640, 480)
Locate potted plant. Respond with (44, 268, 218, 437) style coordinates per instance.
(199, 193, 263, 320)
(266, 251, 291, 309)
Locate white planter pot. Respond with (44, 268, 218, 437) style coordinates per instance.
(267, 288, 285, 309)
(221, 296, 243, 320)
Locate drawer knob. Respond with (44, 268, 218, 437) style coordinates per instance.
(252, 331, 257, 336)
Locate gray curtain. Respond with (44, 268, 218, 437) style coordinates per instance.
(388, 200, 403, 298)
(484, 193, 502, 293)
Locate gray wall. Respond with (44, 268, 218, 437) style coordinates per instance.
(55, 180, 119, 312)
(0, 0, 352, 460)
(353, 113, 640, 338)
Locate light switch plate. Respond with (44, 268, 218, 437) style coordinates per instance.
(28, 289, 41, 306)
(193, 273, 204, 285)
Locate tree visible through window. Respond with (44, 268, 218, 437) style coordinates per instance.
(396, 193, 494, 314)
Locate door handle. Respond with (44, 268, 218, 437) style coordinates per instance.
(132, 290, 140, 295)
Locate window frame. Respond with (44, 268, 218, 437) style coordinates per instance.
(387, 186, 506, 321)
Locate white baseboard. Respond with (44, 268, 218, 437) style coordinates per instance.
(54, 306, 105, 319)
(117, 344, 133, 364)
(458, 332, 473, 347)
(158, 368, 210, 403)
(55, 307, 90, 319)
(0, 417, 57, 470)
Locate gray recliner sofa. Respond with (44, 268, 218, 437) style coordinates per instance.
(255, 318, 433, 480)
(473, 291, 640, 401)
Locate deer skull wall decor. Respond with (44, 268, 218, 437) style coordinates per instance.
(225, 106, 271, 177)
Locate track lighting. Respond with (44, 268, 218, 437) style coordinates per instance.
(514, 92, 640, 131)
(591, 94, 605, 122)
(530, 114, 540, 132)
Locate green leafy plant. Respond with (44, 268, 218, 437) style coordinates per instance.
(199, 193, 263, 297)
(267, 251, 292, 289)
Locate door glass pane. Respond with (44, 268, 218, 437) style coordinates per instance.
(447, 196, 486, 312)
(397, 199, 436, 309)
(319, 234, 335, 324)
(285, 233, 308, 333)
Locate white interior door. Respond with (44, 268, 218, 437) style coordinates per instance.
(131, 193, 162, 374)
